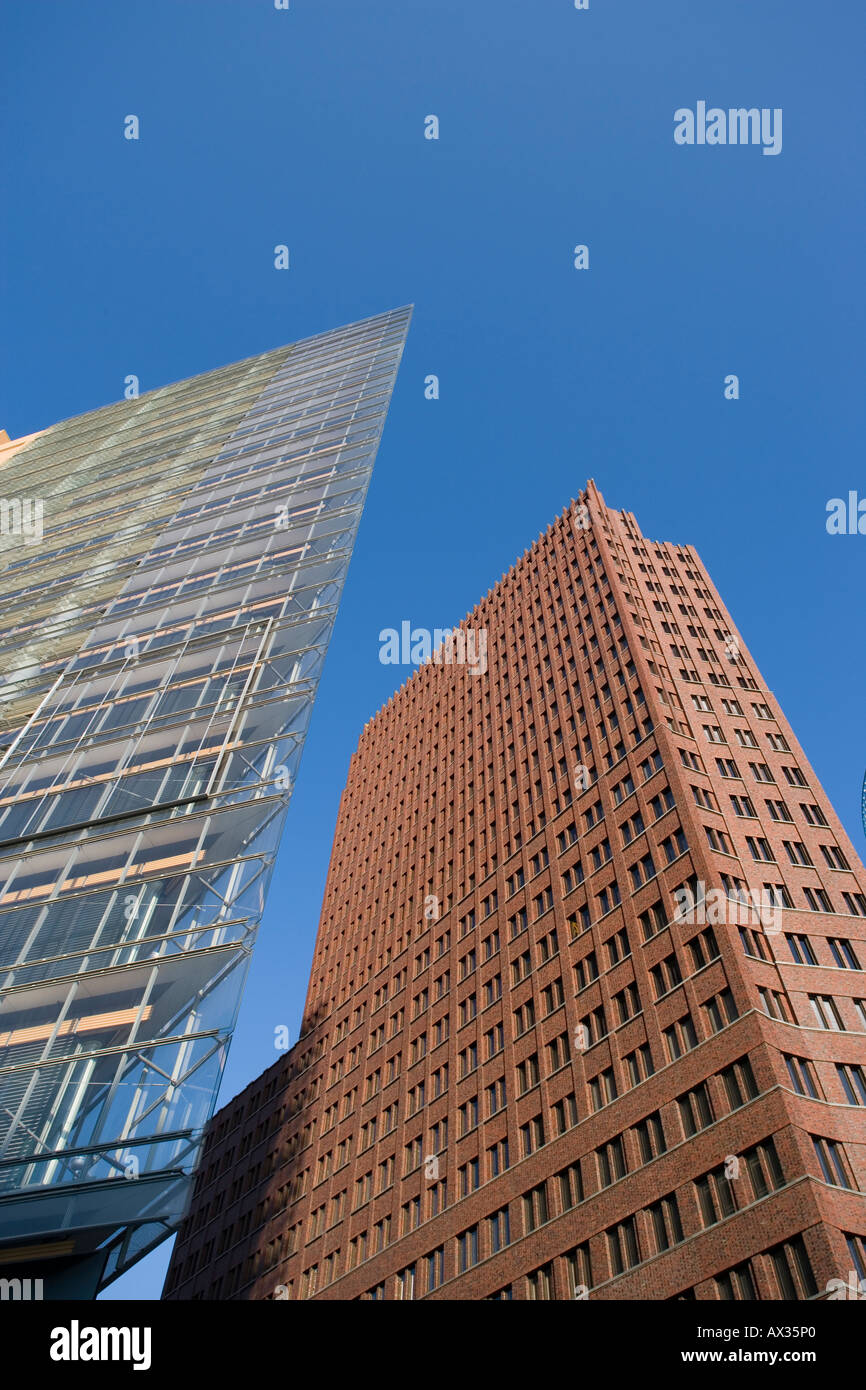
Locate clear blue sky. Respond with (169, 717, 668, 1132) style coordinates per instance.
(1, 0, 863, 1299)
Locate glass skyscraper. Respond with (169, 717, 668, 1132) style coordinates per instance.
(0, 306, 411, 1295)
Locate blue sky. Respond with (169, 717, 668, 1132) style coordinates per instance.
(1, 0, 863, 1299)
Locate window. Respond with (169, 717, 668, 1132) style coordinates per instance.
(597, 1136, 627, 1187)
(744, 1138, 784, 1198)
(458, 1157, 480, 1196)
(509, 908, 528, 938)
(565, 1245, 592, 1299)
(487, 1207, 511, 1254)
(430, 1066, 448, 1100)
(786, 932, 818, 965)
(428, 1179, 447, 1217)
(809, 994, 845, 1030)
(613, 983, 640, 1025)
(648, 1193, 684, 1253)
(596, 881, 621, 916)
(580, 1005, 608, 1048)
(624, 1043, 655, 1087)
(456, 1225, 479, 1272)
(557, 822, 580, 851)
(513, 999, 535, 1036)
(522, 1182, 549, 1233)
(526, 1263, 554, 1300)
(561, 862, 584, 894)
(551, 1092, 578, 1135)
(650, 786, 676, 819)
(677, 1082, 713, 1137)
(687, 927, 720, 971)
(764, 882, 793, 908)
(650, 954, 682, 999)
(573, 951, 598, 991)
(812, 1135, 854, 1189)
(821, 844, 851, 871)
(639, 901, 666, 940)
(589, 1067, 617, 1111)
(607, 1217, 640, 1276)
(693, 784, 716, 810)
(533, 887, 553, 919)
(482, 929, 500, 960)
(520, 1114, 544, 1156)
(487, 1137, 510, 1178)
(425, 1247, 445, 1292)
(547, 1032, 571, 1071)
(739, 925, 769, 960)
(837, 1063, 866, 1106)
(695, 1164, 737, 1227)
(458, 994, 477, 1026)
(612, 774, 635, 805)
(457, 1097, 479, 1135)
(538, 926, 559, 962)
(705, 825, 732, 854)
(542, 977, 565, 1015)
(458, 949, 476, 981)
(845, 1233, 866, 1283)
(829, 937, 861, 970)
(620, 810, 646, 846)
(511, 952, 532, 986)
(715, 1262, 757, 1301)
(606, 926, 631, 966)
(768, 1236, 818, 1299)
(758, 986, 794, 1023)
(746, 835, 775, 863)
(784, 1054, 819, 1099)
(485, 1022, 504, 1058)
(663, 1015, 697, 1061)
(486, 1077, 507, 1116)
(483, 973, 502, 1007)
(401, 1196, 421, 1234)
(347, 1165, 373, 1211)
(803, 886, 833, 913)
(568, 904, 592, 937)
(750, 761, 775, 784)
(702, 988, 738, 1033)
(628, 853, 656, 890)
(787, 840, 815, 868)
(516, 1054, 539, 1094)
(661, 828, 688, 862)
(557, 1160, 584, 1211)
(633, 1110, 666, 1163)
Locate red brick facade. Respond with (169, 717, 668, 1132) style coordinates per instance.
(164, 481, 866, 1301)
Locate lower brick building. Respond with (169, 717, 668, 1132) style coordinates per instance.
(164, 481, 866, 1301)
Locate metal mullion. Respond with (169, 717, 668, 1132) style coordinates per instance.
(91, 968, 161, 1149)
(0, 670, 67, 779)
(1, 911, 249, 984)
(204, 619, 273, 799)
(125, 1039, 224, 1138)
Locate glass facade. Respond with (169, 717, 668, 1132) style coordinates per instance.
(0, 306, 411, 1291)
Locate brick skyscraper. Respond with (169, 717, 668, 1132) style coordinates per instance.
(165, 481, 866, 1301)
